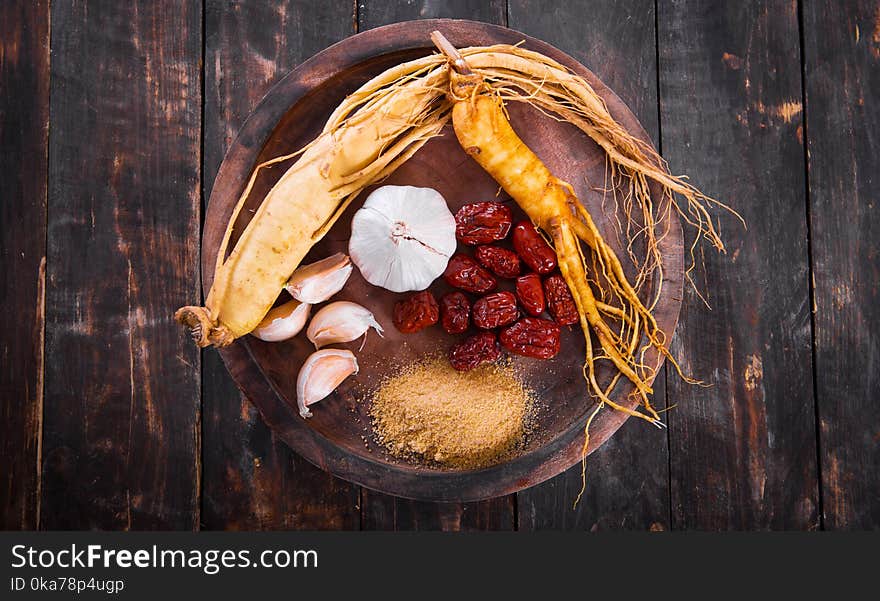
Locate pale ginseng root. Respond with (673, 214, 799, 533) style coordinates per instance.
(175, 56, 453, 346)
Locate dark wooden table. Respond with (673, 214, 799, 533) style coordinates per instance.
(2, 0, 877, 531)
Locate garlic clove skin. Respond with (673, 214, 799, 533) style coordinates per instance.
(306, 301, 384, 349)
(251, 300, 311, 342)
(296, 349, 358, 418)
(349, 186, 456, 293)
(285, 252, 353, 304)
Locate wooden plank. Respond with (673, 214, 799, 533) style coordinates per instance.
(200, 0, 359, 530)
(802, 0, 880, 529)
(358, 0, 506, 30)
(41, 1, 202, 529)
(356, 0, 512, 531)
(659, 0, 818, 529)
(361, 491, 514, 531)
(0, 0, 49, 530)
(509, 0, 670, 531)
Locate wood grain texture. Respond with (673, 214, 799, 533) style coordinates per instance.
(361, 490, 514, 530)
(358, 1, 510, 529)
(659, 0, 818, 529)
(358, 0, 506, 30)
(802, 0, 880, 529)
(0, 0, 49, 530)
(202, 368, 359, 530)
(41, 0, 202, 529)
(201, 0, 359, 530)
(9, 0, 860, 531)
(510, 0, 671, 531)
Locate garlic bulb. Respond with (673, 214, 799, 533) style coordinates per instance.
(296, 349, 358, 418)
(251, 300, 311, 342)
(285, 252, 353, 304)
(348, 185, 456, 293)
(306, 301, 383, 349)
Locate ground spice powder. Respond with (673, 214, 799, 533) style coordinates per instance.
(369, 357, 536, 469)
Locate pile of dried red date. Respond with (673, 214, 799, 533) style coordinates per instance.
(392, 200, 579, 371)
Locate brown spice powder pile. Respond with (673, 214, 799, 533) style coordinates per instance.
(369, 357, 536, 469)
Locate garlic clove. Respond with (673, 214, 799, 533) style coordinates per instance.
(296, 349, 358, 418)
(349, 185, 456, 293)
(251, 300, 311, 342)
(306, 301, 384, 349)
(285, 252, 353, 304)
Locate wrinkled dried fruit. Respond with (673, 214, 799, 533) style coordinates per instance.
(448, 331, 501, 371)
(515, 273, 545, 317)
(454, 201, 513, 245)
(475, 245, 521, 278)
(543, 274, 579, 326)
(439, 291, 471, 334)
(443, 253, 497, 294)
(512, 221, 557, 274)
(499, 317, 561, 359)
(393, 290, 439, 333)
(472, 291, 519, 329)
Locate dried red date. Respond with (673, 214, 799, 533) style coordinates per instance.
(393, 290, 439, 334)
(439, 291, 471, 334)
(512, 221, 557, 274)
(475, 245, 521, 278)
(448, 331, 501, 371)
(543, 274, 579, 325)
(454, 202, 513, 245)
(443, 254, 497, 294)
(515, 273, 546, 316)
(472, 291, 519, 329)
(499, 317, 561, 359)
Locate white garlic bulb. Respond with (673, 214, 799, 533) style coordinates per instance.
(285, 252, 353, 304)
(306, 301, 383, 349)
(296, 349, 358, 418)
(251, 300, 311, 342)
(348, 185, 456, 293)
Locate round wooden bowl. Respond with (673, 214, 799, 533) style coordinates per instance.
(203, 19, 683, 502)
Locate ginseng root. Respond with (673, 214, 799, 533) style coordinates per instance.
(433, 31, 702, 427)
(176, 56, 451, 346)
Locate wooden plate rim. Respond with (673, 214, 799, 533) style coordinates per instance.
(202, 18, 684, 502)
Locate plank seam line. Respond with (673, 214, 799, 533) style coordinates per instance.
(796, 0, 824, 531)
(654, 0, 674, 532)
(36, 0, 53, 532)
(196, 0, 207, 532)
